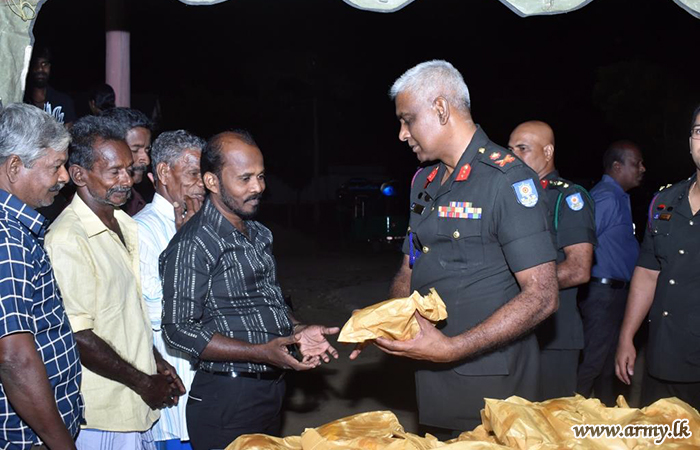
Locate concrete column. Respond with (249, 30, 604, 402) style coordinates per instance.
(105, 0, 129, 107)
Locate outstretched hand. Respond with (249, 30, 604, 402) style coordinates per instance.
(373, 312, 455, 363)
(261, 335, 320, 371)
(295, 325, 340, 364)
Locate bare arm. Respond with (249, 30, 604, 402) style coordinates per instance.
(557, 242, 593, 289)
(615, 266, 659, 385)
(75, 330, 176, 409)
(389, 255, 412, 298)
(0, 333, 76, 450)
(375, 261, 559, 362)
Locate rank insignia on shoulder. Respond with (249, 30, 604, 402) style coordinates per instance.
(512, 179, 539, 207)
(659, 213, 672, 221)
(566, 192, 584, 211)
(489, 151, 501, 160)
(495, 154, 515, 167)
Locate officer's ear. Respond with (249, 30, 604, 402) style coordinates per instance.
(433, 96, 450, 126)
(203, 171, 220, 194)
(543, 144, 554, 162)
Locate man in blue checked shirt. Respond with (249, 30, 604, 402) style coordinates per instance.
(0, 103, 83, 449)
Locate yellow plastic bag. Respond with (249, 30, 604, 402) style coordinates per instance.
(337, 288, 447, 343)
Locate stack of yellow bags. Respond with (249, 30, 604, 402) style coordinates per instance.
(227, 395, 700, 450)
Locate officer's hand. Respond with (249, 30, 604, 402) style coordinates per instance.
(139, 374, 180, 410)
(615, 338, 636, 385)
(295, 325, 340, 364)
(260, 335, 320, 371)
(374, 312, 455, 363)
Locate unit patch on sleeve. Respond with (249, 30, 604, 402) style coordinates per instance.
(565, 192, 584, 211)
(511, 179, 539, 208)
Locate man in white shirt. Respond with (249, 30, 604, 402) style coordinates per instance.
(135, 130, 206, 450)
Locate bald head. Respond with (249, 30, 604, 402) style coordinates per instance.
(508, 121, 556, 179)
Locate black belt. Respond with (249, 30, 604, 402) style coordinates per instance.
(590, 276, 629, 289)
(199, 368, 285, 381)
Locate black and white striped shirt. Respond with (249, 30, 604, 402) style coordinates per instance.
(159, 198, 293, 373)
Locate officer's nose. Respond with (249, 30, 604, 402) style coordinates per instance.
(398, 124, 410, 142)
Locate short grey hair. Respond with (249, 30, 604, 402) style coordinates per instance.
(151, 130, 205, 182)
(389, 60, 471, 114)
(0, 103, 70, 168)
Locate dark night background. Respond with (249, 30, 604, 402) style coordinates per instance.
(31, 0, 700, 234)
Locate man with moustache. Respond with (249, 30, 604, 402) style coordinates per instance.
(352, 61, 559, 437)
(615, 107, 700, 408)
(100, 107, 153, 216)
(46, 116, 184, 450)
(508, 121, 596, 400)
(160, 130, 339, 450)
(0, 104, 83, 449)
(577, 141, 645, 406)
(135, 130, 206, 450)
(23, 46, 76, 126)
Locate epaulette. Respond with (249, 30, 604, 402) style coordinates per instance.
(548, 179, 571, 189)
(478, 146, 521, 173)
(657, 183, 673, 192)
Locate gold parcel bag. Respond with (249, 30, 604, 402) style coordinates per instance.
(338, 288, 447, 343)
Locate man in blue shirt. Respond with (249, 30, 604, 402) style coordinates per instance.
(577, 140, 645, 405)
(0, 103, 83, 449)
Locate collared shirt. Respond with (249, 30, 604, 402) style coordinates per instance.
(590, 174, 639, 281)
(160, 198, 293, 374)
(537, 170, 596, 350)
(0, 190, 83, 450)
(637, 174, 700, 382)
(45, 194, 159, 432)
(135, 193, 194, 442)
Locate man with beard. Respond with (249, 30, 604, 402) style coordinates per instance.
(508, 121, 596, 400)
(45, 116, 184, 450)
(0, 104, 83, 449)
(99, 107, 153, 216)
(577, 141, 645, 406)
(160, 130, 339, 450)
(615, 107, 700, 408)
(135, 130, 206, 450)
(24, 46, 76, 126)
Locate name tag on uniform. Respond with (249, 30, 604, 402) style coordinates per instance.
(411, 202, 425, 215)
(438, 201, 482, 219)
(659, 213, 672, 221)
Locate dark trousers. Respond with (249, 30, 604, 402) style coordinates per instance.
(540, 349, 579, 400)
(641, 370, 700, 410)
(186, 371, 285, 450)
(577, 282, 630, 406)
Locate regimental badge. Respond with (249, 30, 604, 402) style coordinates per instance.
(495, 154, 515, 167)
(438, 201, 482, 219)
(566, 192, 584, 211)
(512, 179, 539, 207)
(489, 152, 501, 161)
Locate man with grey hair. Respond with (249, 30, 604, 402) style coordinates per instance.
(352, 61, 559, 435)
(134, 130, 206, 450)
(0, 104, 83, 449)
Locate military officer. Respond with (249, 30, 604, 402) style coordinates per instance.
(615, 106, 700, 409)
(350, 60, 559, 435)
(508, 121, 596, 400)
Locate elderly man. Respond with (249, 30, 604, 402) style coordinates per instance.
(0, 104, 82, 449)
(135, 130, 206, 450)
(577, 140, 645, 405)
(45, 116, 184, 450)
(353, 61, 558, 436)
(99, 107, 153, 216)
(616, 106, 700, 408)
(508, 121, 596, 400)
(160, 130, 339, 450)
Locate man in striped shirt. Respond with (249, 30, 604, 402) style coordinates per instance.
(160, 130, 339, 450)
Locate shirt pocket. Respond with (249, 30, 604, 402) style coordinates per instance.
(650, 219, 672, 260)
(436, 218, 484, 270)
